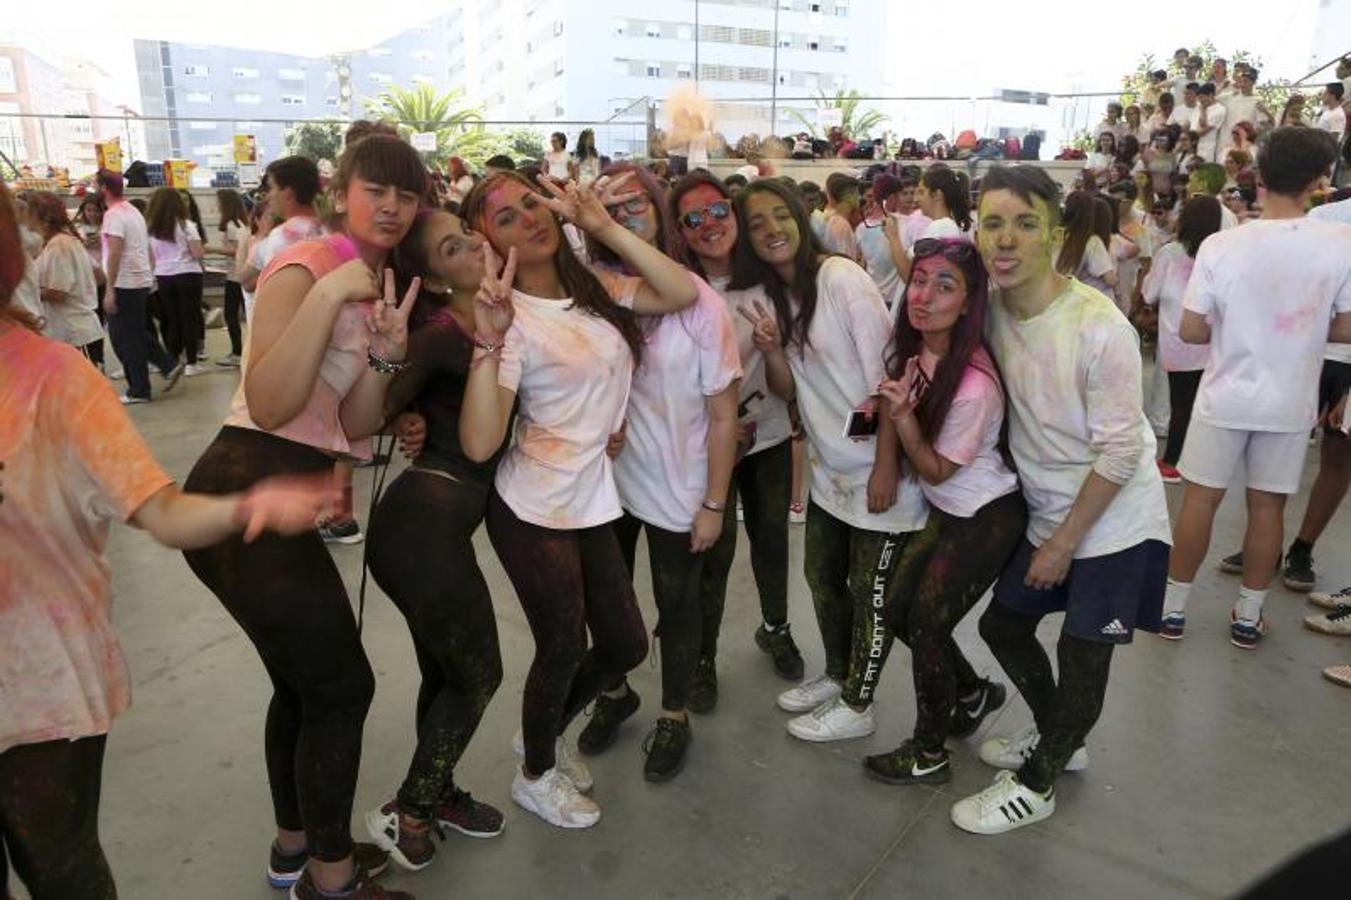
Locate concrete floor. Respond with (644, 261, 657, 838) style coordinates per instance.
(31, 332, 1351, 900)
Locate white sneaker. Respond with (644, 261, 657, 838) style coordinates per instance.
(776, 674, 842, 713)
(978, 725, 1088, 773)
(786, 696, 875, 742)
(184, 363, 208, 376)
(511, 731, 593, 794)
(1310, 586, 1351, 610)
(951, 770, 1055, 835)
(510, 766, 600, 829)
(1305, 606, 1351, 636)
(106, 367, 124, 380)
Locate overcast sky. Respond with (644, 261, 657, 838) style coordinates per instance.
(15, 0, 1336, 109)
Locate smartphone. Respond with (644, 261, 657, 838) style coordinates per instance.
(843, 407, 879, 440)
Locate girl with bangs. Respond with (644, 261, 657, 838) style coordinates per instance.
(729, 179, 929, 744)
(569, 163, 742, 783)
(861, 238, 1024, 787)
(458, 169, 696, 828)
(182, 134, 429, 900)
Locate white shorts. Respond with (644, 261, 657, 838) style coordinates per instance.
(1178, 420, 1309, 495)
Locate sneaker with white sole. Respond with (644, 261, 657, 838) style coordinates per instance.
(776, 674, 842, 713)
(364, 800, 435, 872)
(511, 731, 593, 793)
(979, 725, 1088, 773)
(1323, 665, 1351, 689)
(510, 766, 600, 829)
(184, 362, 208, 376)
(1304, 605, 1351, 636)
(786, 696, 875, 742)
(950, 769, 1055, 835)
(1310, 586, 1351, 610)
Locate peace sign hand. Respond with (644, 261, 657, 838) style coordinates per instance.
(737, 299, 783, 355)
(877, 357, 921, 422)
(366, 268, 421, 360)
(474, 244, 517, 343)
(535, 173, 638, 235)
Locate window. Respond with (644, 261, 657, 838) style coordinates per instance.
(554, 102, 565, 117)
(677, 63, 692, 79)
(554, 59, 565, 75)
(185, 91, 213, 103)
(779, 35, 792, 48)
(808, 38, 819, 50)
(188, 121, 216, 130)
(677, 25, 692, 40)
(232, 66, 259, 79)
(280, 95, 305, 105)
(834, 38, 847, 53)
(278, 68, 305, 80)
(325, 96, 340, 106)
(234, 92, 262, 104)
(183, 64, 210, 76)
(811, 2, 821, 10)
(646, 22, 662, 38)
(554, 20, 563, 35)
(646, 63, 662, 78)
(836, 0, 849, 14)
(0, 58, 15, 94)
(412, 74, 434, 85)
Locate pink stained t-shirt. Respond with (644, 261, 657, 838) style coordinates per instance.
(223, 235, 374, 460)
(0, 325, 175, 753)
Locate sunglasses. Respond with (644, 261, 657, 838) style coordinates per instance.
(606, 196, 650, 218)
(679, 200, 732, 230)
(912, 237, 977, 264)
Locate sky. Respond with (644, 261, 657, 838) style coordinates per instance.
(13, 0, 1339, 111)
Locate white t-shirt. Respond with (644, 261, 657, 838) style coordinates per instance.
(223, 220, 247, 281)
(786, 257, 928, 533)
(713, 277, 794, 457)
(544, 150, 571, 181)
(99, 201, 154, 290)
(1072, 235, 1114, 298)
(1142, 241, 1209, 372)
(247, 215, 324, 318)
(615, 275, 742, 532)
(1310, 199, 1351, 364)
(1190, 102, 1228, 162)
(986, 278, 1171, 558)
(1317, 105, 1347, 142)
(915, 346, 1020, 518)
(150, 221, 202, 278)
(1169, 104, 1196, 129)
(1219, 93, 1263, 157)
(911, 217, 963, 253)
(35, 234, 103, 347)
(856, 214, 904, 309)
(1219, 203, 1239, 231)
(821, 210, 860, 261)
(1184, 217, 1351, 432)
(495, 273, 641, 529)
(810, 208, 828, 244)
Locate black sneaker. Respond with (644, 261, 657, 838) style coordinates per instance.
(267, 842, 389, 890)
(577, 685, 640, 755)
(1282, 548, 1316, 593)
(642, 717, 692, 782)
(687, 656, 718, 714)
(1219, 551, 1244, 574)
(948, 679, 1007, 740)
(755, 623, 805, 681)
(863, 739, 951, 785)
(319, 518, 364, 545)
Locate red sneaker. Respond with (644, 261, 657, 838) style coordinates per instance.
(1156, 461, 1182, 485)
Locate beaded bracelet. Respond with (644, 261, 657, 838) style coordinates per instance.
(367, 349, 411, 374)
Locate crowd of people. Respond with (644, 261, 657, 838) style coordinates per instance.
(2, 90, 1350, 900)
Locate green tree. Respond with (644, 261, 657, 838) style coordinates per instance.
(1119, 44, 1302, 126)
(788, 89, 888, 139)
(507, 128, 546, 162)
(283, 121, 343, 163)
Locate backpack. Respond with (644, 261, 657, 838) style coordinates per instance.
(1019, 133, 1043, 160)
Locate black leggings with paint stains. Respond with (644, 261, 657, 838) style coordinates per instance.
(978, 601, 1115, 793)
(0, 735, 115, 900)
(613, 513, 704, 712)
(699, 441, 791, 658)
(804, 500, 906, 685)
(850, 491, 1026, 751)
(183, 426, 374, 862)
(366, 469, 502, 819)
(486, 493, 649, 777)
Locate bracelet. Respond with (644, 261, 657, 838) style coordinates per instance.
(469, 345, 503, 370)
(367, 349, 410, 374)
(473, 334, 504, 353)
(701, 499, 727, 512)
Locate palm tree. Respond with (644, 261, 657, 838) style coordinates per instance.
(789, 89, 888, 139)
(363, 84, 492, 165)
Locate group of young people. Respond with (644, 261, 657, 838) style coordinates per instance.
(3, 112, 1350, 900)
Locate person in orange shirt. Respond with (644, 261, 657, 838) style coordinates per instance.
(0, 181, 336, 900)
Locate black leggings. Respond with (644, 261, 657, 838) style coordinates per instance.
(223, 279, 246, 357)
(698, 441, 791, 658)
(486, 493, 648, 777)
(0, 735, 114, 900)
(978, 601, 1115, 793)
(804, 500, 906, 686)
(156, 271, 204, 364)
(366, 469, 502, 819)
(1164, 369, 1203, 465)
(613, 513, 704, 712)
(183, 426, 374, 862)
(865, 492, 1027, 751)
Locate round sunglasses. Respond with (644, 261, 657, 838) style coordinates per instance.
(912, 237, 977, 264)
(679, 200, 732, 230)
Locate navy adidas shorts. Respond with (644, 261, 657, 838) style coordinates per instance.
(992, 539, 1169, 644)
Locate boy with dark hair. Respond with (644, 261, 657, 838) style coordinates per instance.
(819, 172, 861, 261)
(949, 165, 1171, 834)
(237, 156, 322, 293)
(1162, 128, 1351, 649)
(1317, 83, 1346, 143)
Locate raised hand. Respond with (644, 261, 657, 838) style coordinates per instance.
(237, 472, 342, 543)
(878, 356, 921, 422)
(534, 173, 638, 235)
(881, 213, 900, 243)
(737, 298, 783, 354)
(474, 244, 517, 343)
(366, 268, 421, 360)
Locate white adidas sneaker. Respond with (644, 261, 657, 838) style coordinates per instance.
(1309, 586, 1351, 611)
(776, 674, 842, 713)
(510, 766, 600, 829)
(786, 697, 876, 742)
(511, 730, 594, 794)
(951, 770, 1055, 835)
(978, 725, 1088, 773)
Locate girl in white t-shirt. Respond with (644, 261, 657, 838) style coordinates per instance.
(574, 164, 742, 781)
(145, 188, 205, 371)
(886, 166, 972, 286)
(666, 171, 805, 698)
(459, 170, 697, 828)
(731, 179, 929, 743)
(214, 188, 249, 366)
(543, 132, 572, 182)
(25, 191, 103, 357)
(574, 129, 601, 185)
(865, 237, 1024, 786)
(1055, 190, 1117, 297)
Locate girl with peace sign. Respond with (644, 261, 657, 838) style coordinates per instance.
(727, 179, 929, 744)
(181, 134, 426, 900)
(458, 169, 697, 829)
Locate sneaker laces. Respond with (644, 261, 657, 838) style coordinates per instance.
(642, 718, 684, 754)
(975, 771, 1023, 814)
(1327, 605, 1351, 622)
(810, 696, 846, 720)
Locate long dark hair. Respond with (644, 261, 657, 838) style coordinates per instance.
(392, 207, 453, 331)
(460, 170, 643, 365)
(887, 239, 1012, 469)
(1056, 190, 1100, 275)
(145, 187, 187, 242)
(666, 170, 732, 279)
(576, 128, 598, 160)
(728, 178, 828, 350)
(1176, 195, 1221, 257)
(921, 166, 972, 231)
(215, 189, 248, 232)
(587, 162, 671, 269)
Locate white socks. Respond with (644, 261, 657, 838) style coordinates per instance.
(1235, 586, 1266, 623)
(1163, 579, 1192, 615)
